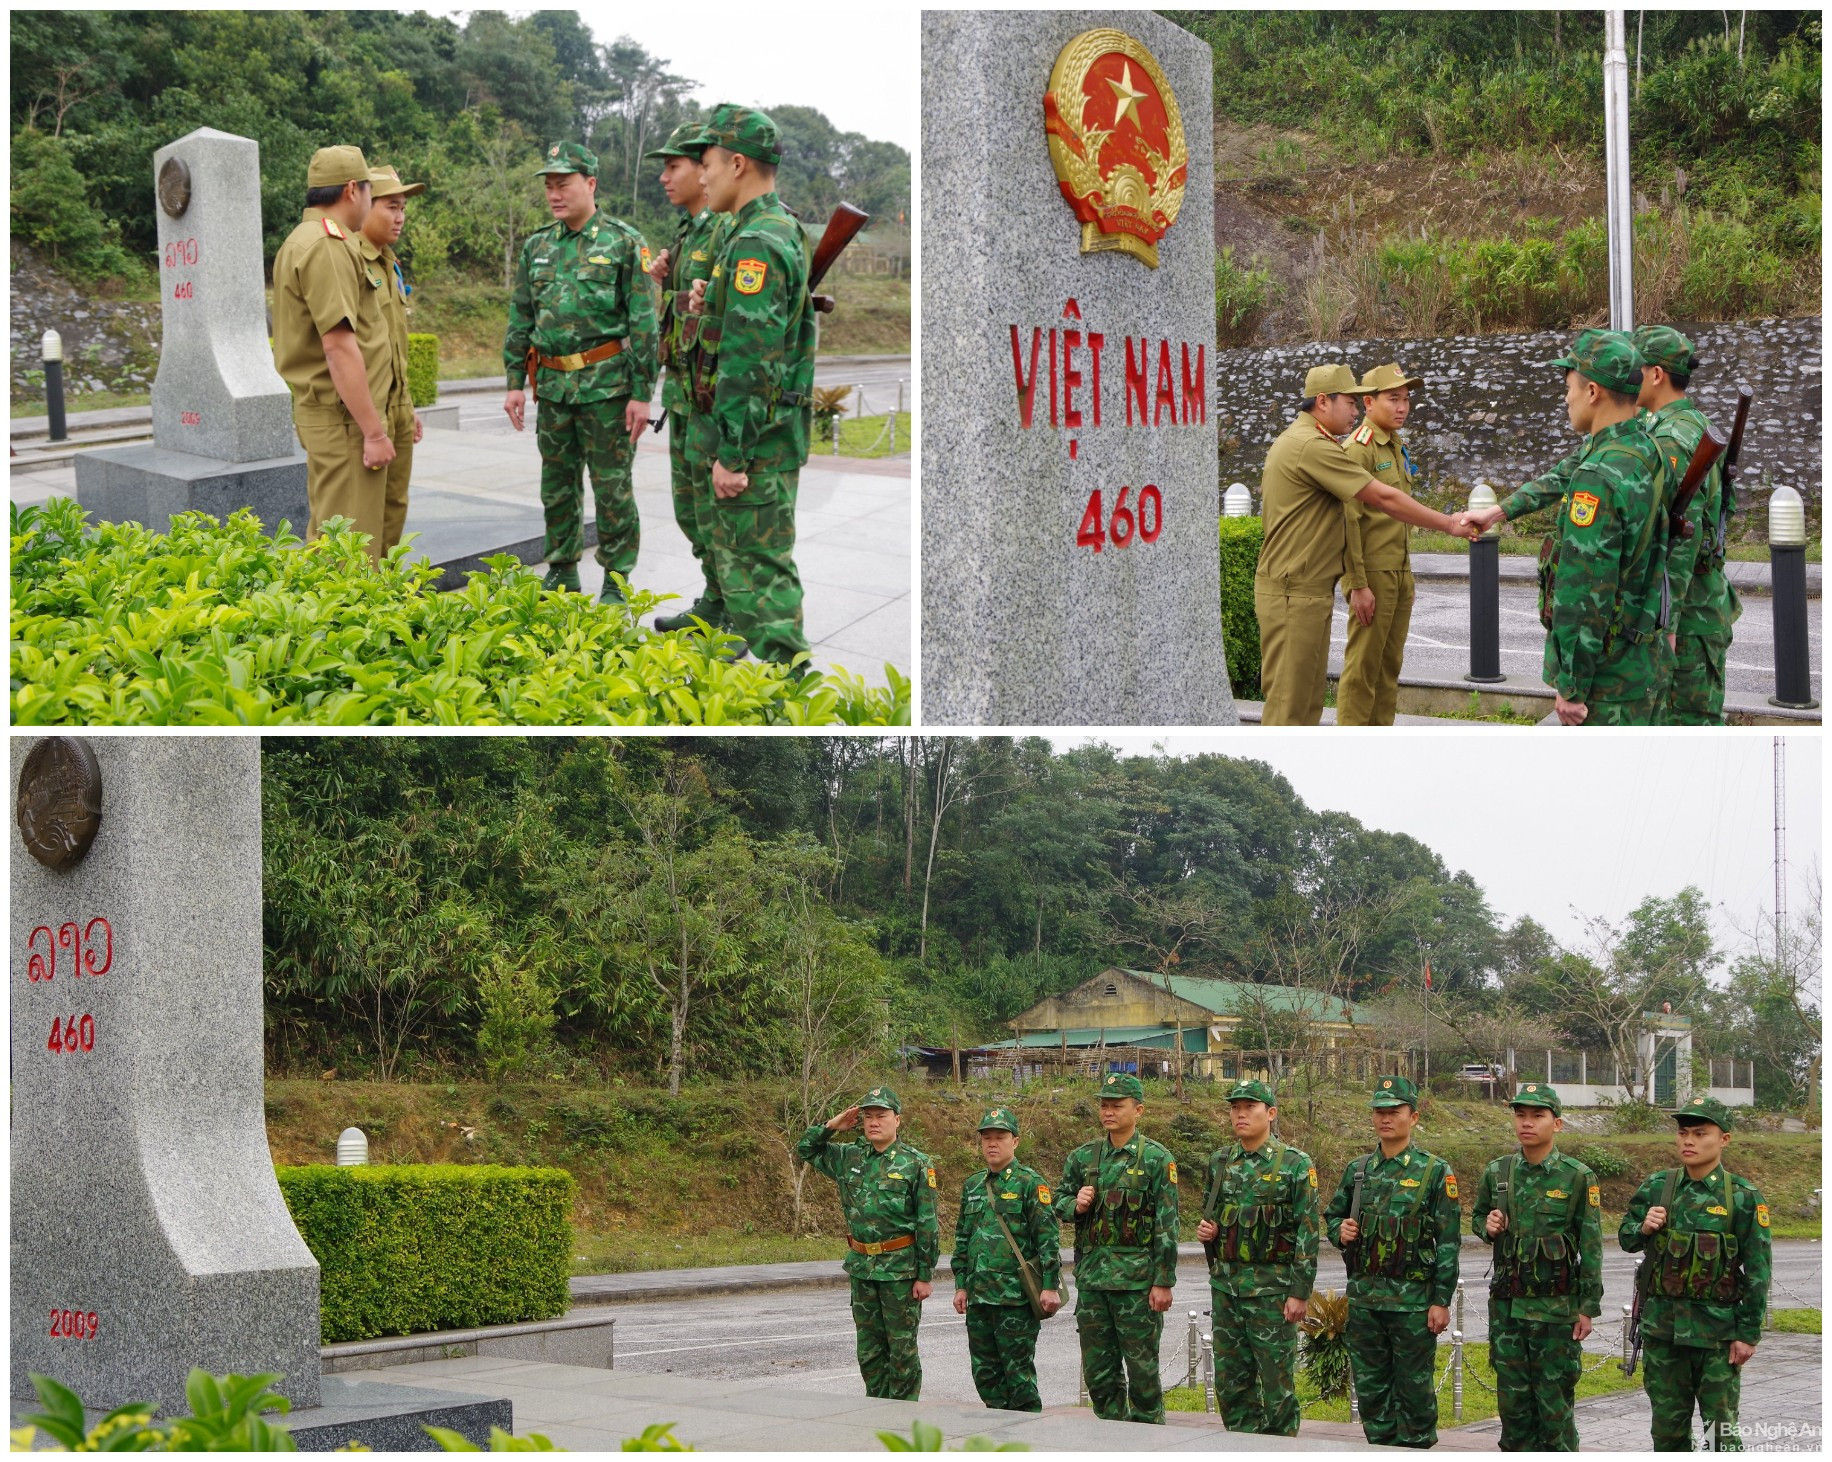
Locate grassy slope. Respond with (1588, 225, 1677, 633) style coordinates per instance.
(265, 1079, 1822, 1272)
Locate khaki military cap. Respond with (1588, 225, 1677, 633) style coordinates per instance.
(1360, 362, 1423, 394)
(368, 165, 426, 199)
(307, 146, 371, 188)
(1304, 364, 1366, 398)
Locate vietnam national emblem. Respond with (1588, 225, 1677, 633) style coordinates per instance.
(1043, 29, 1188, 268)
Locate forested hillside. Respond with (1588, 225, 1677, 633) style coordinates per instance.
(260, 739, 1816, 1112)
(10, 10, 910, 286)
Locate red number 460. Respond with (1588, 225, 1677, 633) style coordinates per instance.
(1077, 485, 1163, 553)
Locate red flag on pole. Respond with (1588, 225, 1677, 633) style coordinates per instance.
(1423, 960, 1433, 991)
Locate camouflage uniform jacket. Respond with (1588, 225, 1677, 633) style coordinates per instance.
(659, 207, 729, 416)
(1200, 1139, 1321, 1300)
(1470, 1146, 1603, 1323)
(1052, 1132, 1181, 1291)
(1646, 398, 1742, 641)
(794, 1125, 939, 1282)
(1340, 422, 1415, 591)
(698, 190, 816, 473)
(1324, 1141, 1462, 1311)
(1619, 1163, 1771, 1346)
(1511, 417, 1669, 703)
(502, 208, 657, 405)
(952, 1161, 1062, 1306)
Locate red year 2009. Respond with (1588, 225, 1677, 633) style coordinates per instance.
(1077, 486, 1163, 553)
(50, 1309, 100, 1340)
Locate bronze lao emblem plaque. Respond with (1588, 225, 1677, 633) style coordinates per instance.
(17, 737, 103, 870)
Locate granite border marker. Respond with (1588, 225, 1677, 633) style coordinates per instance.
(922, 11, 1235, 725)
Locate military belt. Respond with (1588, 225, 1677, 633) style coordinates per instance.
(536, 339, 625, 372)
(848, 1234, 914, 1257)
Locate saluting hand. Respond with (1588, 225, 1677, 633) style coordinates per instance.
(826, 1105, 861, 1132)
(647, 248, 671, 283)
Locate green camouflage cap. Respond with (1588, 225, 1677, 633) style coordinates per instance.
(1226, 1079, 1277, 1106)
(682, 104, 782, 166)
(1548, 328, 1644, 394)
(645, 123, 708, 162)
(1673, 1093, 1734, 1132)
(1098, 1072, 1145, 1100)
(1631, 324, 1697, 376)
(1370, 1074, 1419, 1108)
(1510, 1082, 1563, 1115)
(976, 1105, 1020, 1136)
(1303, 363, 1367, 398)
(857, 1084, 900, 1113)
(535, 141, 598, 178)
(306, 146, 371, 188)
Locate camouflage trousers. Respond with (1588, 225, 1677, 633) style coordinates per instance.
(1584, 690, 1663, 726)
(1489, 1309, 1581, 1451)
(964, 1302, 1042, 1412)
(1336, 567, 1414, 727)
(1665, 634, 1729, 725)
(1346, 1304, 1439, 1449)
(535, 394, 637, 576)
(1211, 1289, 1300, 1436)
(1644, 1335, 1743, 1452)
(850, 1277, 923, 1400)
(706, 467, 810, 666)
(1075, 1287, 1164, 1424)
(669, 407, 724, 620)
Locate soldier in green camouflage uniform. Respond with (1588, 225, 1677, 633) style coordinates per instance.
(502, 141, 658, 601)
(646, 123, 731, 633)
(794, 1084, 939, 1400)
(952, 1106, 1063, 1412)
(1324, 1075, 1461, 1449)
(1620, 1095, 1771, 1452)
(1470, 330, 1671, 725)
(1470, 1083, 1603, 1451)
(681, 105, 817, 667)
(1051, 1072, 1180, 1425)
(1195, 1079, 1319, 1437)
(1634, 324, 1742, 724)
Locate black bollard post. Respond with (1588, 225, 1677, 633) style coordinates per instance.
(42, 330, 68, 444)
(1466, 488, 1505, 683)
(1768, 487, 1818, 708)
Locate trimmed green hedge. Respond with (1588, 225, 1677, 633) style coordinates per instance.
(406, 333, 439, 408)
(277, 1164, 575, 1343)
(1218, 515, 1264, 701)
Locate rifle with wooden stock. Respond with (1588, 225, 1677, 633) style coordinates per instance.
(807, 202, 870, 314)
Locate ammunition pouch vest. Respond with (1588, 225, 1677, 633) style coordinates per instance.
(1491, 1156, 1583, 1299)
(1353, 1207, 1432, 1282)
(1218, 1141, 1297, 1265)
(1651, 1168, 1742, 1303)
(1089, 1188, 1157, 1249)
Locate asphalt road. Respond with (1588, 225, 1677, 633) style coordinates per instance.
(1331, 581, 1822, 706)
(603, 1242, 1822, 1411)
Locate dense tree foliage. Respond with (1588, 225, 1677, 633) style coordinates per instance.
(10, 10, 910, 283)
(262, 738, 1801, 1100)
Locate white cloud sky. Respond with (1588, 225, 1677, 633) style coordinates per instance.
(1051, 731, 1822, 965)
(429, 5, 917, 151)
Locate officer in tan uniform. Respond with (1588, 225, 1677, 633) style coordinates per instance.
(1254, 364, 1477, 725)
(1338, 363, 1424, 726)
(356, 165, 426, 554)
(271, 145, 397, 561)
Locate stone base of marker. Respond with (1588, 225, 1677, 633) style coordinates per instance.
(419, 401, 461, 432)
(74, 442, 308, 537)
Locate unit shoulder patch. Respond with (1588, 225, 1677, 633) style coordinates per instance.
(1167, 1161, 1178, 1186)
(926, 1166, 937, 1189)
(1308, 1166, 1318, 1188)
(1588, 1184, 1601, 1207)
(734, 257, 769, 295)
(1570, 491, 1601, 527)
(1037, 1184, 1053, 1206)
(1444, 1172, 1459, 1200)
(1756, 1203, 1770, 1228)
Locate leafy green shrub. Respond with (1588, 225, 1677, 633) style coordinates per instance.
(278, 1164, 575, 1343)
(10, 499, 908, 726)
(1299, 1289, 1352, 1401)
(1214, 246, 1276, 346)
(1217, 515, 1264, 701)
(10, 128, 137, 283)
(407, 333, 441, 408)
(15, 1367, 296, 1451)
(1573, 1143, 1630, 1180)
(1604, 1099, 1668, 1134)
